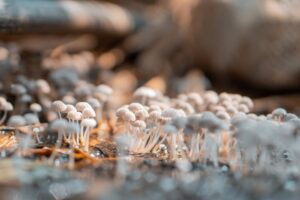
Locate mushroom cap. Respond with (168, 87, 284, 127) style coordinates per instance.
(131, 120, 146, 129)
(0, 97, 7, 108)
(173, 100, 195, 115)
(272, 108, 287, 119)
(20, 94, 32, 103)
(198, 111, 228, 131)
(187, 114, 202, 127)
(186, 93, 204, 106)
(23, 113, 39, 125)
(67, 111, 82, 121)
(95, 84, 113, 96)
(81, 118, 97, 128)
(219, 92, 231, 101)
(128, 102, 144, 113)
(285, 113, 298, 121)
(148, 110, 162, 122)
(8, 115, 26, 127)
(148, 104, 161, 113)
(162, 108, 186, 119)
(2, 102, 13, 111)
(135, 109, 149, 120)
(87, 98, 101, 108)
(216, 110, 231, 121)
(62, 95, 77, 105)
(116, 107, 130, 119)
(231, 112, 248, 126)
(123, 110, 136, 122)
(36, 79, 51, 94)
(82, 107, 96, 118)
(133, 87, 157, 98)
(203, 91, 219, 105)
(240, 96, 254, 109)
(64, 104, 76, 113)
(51, 100, 67, 113)
(75, 102, 92, 112)
(30, 103, 42, 113)
(11, 84, 27, 96)
(238, 104, 250, 113)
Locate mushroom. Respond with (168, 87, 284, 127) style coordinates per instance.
(48, 119, 68, 164)
(0, 100, 13, 125)
(51, 100, 67, 119)
(81, 118, 97, 152)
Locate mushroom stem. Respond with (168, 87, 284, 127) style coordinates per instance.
(84, 127, 91, 152)
(49, 130, 64, 164)
(69, 143, 75, 169)
(33, 129, 42, 144)
(0, 111, 7, 125)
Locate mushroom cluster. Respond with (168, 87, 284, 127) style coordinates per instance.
(115, 87, 300, 172)
(50, 100, 97, 151)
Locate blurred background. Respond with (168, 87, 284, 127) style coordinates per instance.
(0, 0, 300, 114)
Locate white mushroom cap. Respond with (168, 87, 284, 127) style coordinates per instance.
(36, 79, 50, 94)
(187, 93, 204, 106)
(123, 110, 136, 122)
(51, 100, 67, 113)
(0, 97, 7, 109)
(135, 109, 149, 120)
(82, 107, 96, 119)
(133, 87, 157, 98)
(173, 100, 195, 115)
(24, 113, 39, 125)
(87, 98, 101, 109)
(75, 102, 92, 112)
(204, 91, 219, 105)
(211, 105, 226, 113)
(285, 113, 298, 121)
(8, 115, 26, 127)
(148, 105, 161, 113)
(116, 107, 130, 119)
(225, 105, 238, 115)
(67, 111, 82, 121)
(95, 84, 113, 95)
(272, 108, 287, 120)
(238, 104, 250, 113)
(131, 120, 146, 129)
(128, 102, 144, 113)
(30, 103, 42, 113)
(81, 118, 97, 128)
(219, 92, 231, 101)
(240, 97, 254, 110)
(162, 108, 186, 119)
(64, 104, 76, 113)
(148, 110, 162, 122)
(62, 95, 77, 105)
(2, 102, 13, 111)
(216, 110, 231, 121)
